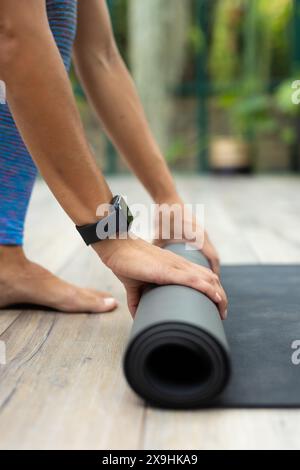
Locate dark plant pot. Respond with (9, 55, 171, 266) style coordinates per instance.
(209, 137, 252, 174)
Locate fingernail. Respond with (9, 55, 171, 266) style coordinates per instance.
(224, 309, 228, 319)
(103, 297, 118, 308)
(215, 292, 222, 302)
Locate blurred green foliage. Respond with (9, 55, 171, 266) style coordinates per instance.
(209, 0, 293, 142)
(188, 24, 206, 55)
(107, 0, 129, 62)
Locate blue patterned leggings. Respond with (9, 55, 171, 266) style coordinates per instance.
(0, 0, 77, 245)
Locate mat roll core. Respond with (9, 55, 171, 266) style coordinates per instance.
(123, 243, 231, 408)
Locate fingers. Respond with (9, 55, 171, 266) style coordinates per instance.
(160, 257, 228, 320)
(195, 268, 227, 319)
(214, 282, 228, 320)
(193, 241, 220, 276)
(183, 267, 227, 320)
(201, 239, 220, 276)
(207, 253, 220, 276)
(126, 285, 143, 318)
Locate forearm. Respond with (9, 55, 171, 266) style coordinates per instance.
(74, 51, 178, 203)
(0, 15, 111, 226)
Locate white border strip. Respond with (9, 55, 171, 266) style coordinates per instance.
(0, 80, 6, 104)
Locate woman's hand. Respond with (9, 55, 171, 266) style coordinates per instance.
(94, 237, 227, 319)
(153, 197, 220, 275)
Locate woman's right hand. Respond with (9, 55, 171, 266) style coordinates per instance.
(94, 237, 228, 319)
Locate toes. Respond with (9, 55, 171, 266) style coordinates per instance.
(96, 296, 118, 313)
(84, 290, 118, 313)
(60, 288, 118, 314)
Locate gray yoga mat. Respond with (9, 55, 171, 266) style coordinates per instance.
(217, 263, 300, 407)
(123, 243, 300, 408)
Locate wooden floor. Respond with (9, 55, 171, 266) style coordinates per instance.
(1, 175, 300, 450)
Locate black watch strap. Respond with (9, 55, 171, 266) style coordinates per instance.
(76, 221, 104, 246)
(76, 196, 133, 246)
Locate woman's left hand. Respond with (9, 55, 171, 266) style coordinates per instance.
(153, 197, 220, 276)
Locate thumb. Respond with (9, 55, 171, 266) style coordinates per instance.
(126, 284, 143, 317)
(202, 244, 220, 276)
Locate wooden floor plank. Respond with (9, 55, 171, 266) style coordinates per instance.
(143, 409, 300, 450)
(0, 239, 143, 450)
(0, 311, 22, 336)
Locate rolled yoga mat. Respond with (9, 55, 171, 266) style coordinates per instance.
(124, 246, 300, 408)
(123, 243, 231, 408)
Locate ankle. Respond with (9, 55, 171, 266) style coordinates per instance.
(0, 245, 27, 265)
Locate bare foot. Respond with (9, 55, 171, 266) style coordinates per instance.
(0, 246, 118, 313)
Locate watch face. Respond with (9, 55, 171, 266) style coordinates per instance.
(112, 195, 134, 227)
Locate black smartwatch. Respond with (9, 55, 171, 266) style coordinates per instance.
(76, 195, 134, 245)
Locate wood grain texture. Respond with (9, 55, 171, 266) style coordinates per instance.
(0, 176, 299, 449)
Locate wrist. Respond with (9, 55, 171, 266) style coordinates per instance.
(153, 189, 181, 205)
(93, 235, 134, 265)
(148, 169, 179, 204)
(93, 237, 121, 264)
(155, 194, 184, 207)
(77, 194, 133, 247)
(74, 189, 113, 227)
